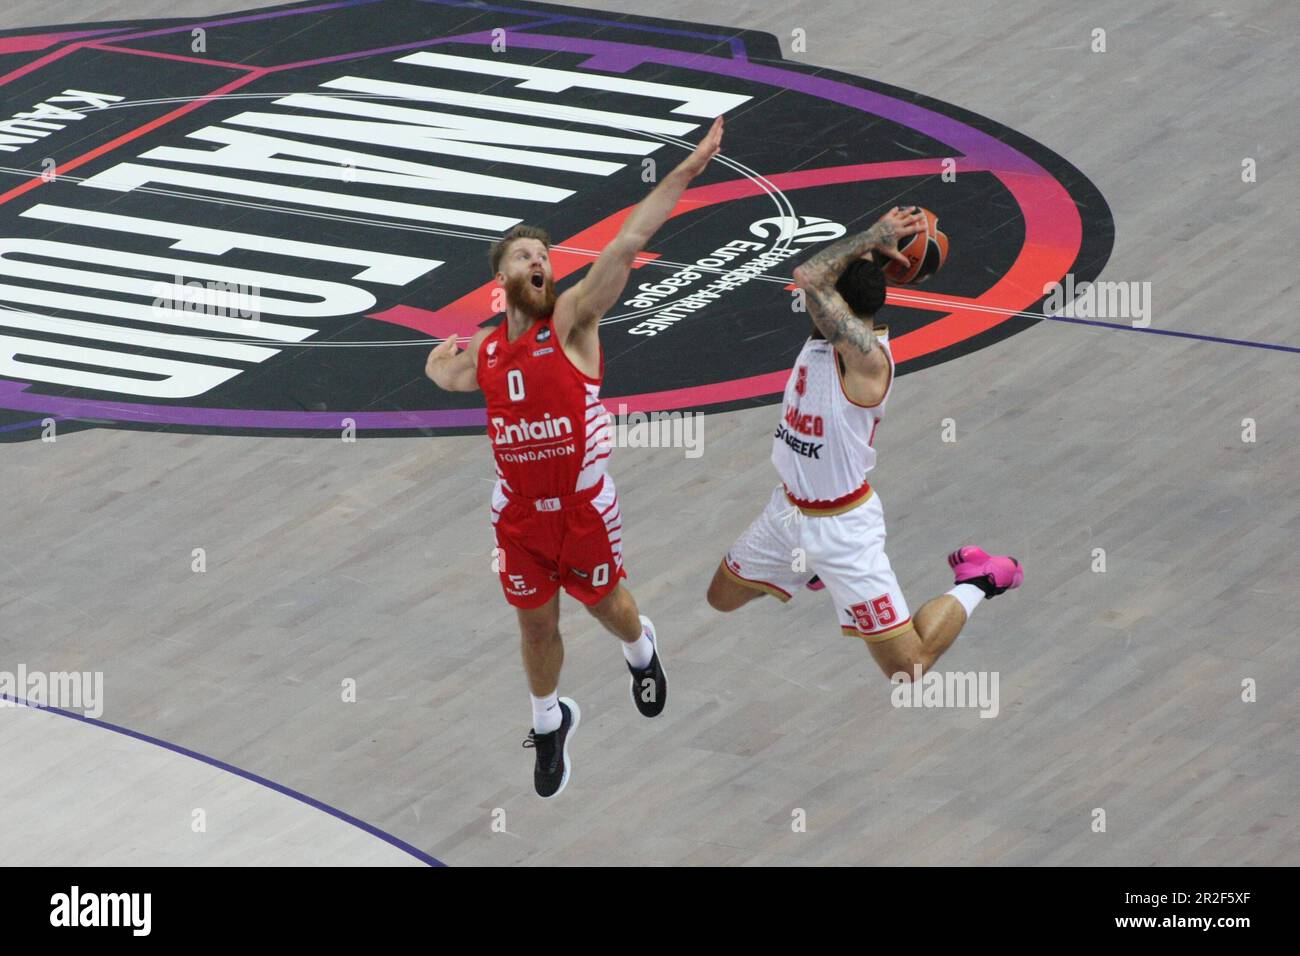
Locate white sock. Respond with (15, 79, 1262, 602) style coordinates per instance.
(947, 583, 984, 620)
(622, 630, 654, 670)
(531, 691, 562, 734)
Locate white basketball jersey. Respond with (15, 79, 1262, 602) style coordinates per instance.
(771, 332, 894, 511)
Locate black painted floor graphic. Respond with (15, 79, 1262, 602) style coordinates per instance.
(0, 0, 1112, 441)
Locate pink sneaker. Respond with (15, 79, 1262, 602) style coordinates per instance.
(947, 545, 1023, 598)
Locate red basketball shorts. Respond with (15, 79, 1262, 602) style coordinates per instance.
(490, 476, 627, 609)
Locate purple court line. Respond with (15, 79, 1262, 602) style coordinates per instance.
(0, 415, 59, 434)
(0, 380, 487, 428)
(2, 692, 444, 867)
(415, 0, 749, 59)
(1042, 314, 1300, 354)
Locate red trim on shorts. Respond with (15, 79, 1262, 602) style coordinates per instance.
(783, 477, 872, 513)
(720, 559, 793, 603)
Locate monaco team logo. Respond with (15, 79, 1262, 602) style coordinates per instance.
(0, 0, 1112, 442)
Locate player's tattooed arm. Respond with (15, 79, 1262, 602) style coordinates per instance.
(798, 281, 881, 355)
(791, 206, 925, 356)
(425, 327, 490, 392)
(560, 116, 725, 332)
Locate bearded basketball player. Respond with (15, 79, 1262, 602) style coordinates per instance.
(426, 117, 723, 798)
(706, 205, 1023, 680)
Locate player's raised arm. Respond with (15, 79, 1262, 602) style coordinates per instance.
(791, 206, 925, 362)
(425, 327, 491, 392)
(555, 115, 724, 340)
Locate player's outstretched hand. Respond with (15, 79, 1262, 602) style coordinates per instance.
(677, 115, 724, 179)
(425, 335, 460, 379)
(868, 205, 926, 267)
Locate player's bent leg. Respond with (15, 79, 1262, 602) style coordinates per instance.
(863, 594, 964, 680)
(709, 487, 803, 612)
(911, 593, 969, 667)
(864, 626, 927, 680)
(585, 583, 667, 718)
(706, 560, 768, 612)
(862, 546, 1025, 681)
(584, 581, 641, 642)
(557, 486, 665, 717)
(708, 557, 796, 612)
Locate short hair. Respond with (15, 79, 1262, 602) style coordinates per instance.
(489, 224, 551, 275)
(835, 258, 886, 319)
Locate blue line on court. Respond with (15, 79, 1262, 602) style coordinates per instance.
(2, 693, 445, 867)
(1042, 313, 1299, 355)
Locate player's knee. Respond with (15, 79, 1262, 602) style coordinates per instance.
(706, 579, 740, 612)
(873, 650, 930, 682)
(518, 618, 560, 646)
(585, 585, 625, 621)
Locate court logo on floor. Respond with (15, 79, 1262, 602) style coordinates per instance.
(0, 0, 1113, 441)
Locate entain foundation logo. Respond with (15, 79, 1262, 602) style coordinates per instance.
(0, 0, 1112, 442)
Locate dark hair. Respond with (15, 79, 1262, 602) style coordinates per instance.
(489, 224, 551, 274)
(834, 258, 886, 318)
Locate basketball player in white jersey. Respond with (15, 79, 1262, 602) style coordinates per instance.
(706, 206, 1023, 679)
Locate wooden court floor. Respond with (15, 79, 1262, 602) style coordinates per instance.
(0, 0, 1296, 865)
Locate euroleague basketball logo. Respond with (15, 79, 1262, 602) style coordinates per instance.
(0, 0, 1113, 441)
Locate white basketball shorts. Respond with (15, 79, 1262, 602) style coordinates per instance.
(721, 483, 914, 641)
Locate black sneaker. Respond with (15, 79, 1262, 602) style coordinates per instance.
(522, 697, 580, 799)
(627, 615, 667, 718)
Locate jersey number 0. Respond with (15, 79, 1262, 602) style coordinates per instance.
(507, 368, 525, 401)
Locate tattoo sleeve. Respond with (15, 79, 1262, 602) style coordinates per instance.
(804, 284, 879, 354)
(794, 222, 895, 355)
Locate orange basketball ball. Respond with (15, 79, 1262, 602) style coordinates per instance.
(882, 207, 949, 284)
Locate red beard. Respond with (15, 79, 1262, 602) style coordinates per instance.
(504, 272, 557, 320)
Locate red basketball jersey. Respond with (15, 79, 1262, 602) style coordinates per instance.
(476, 316, 613, 499)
